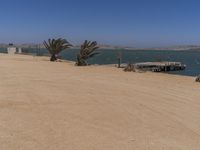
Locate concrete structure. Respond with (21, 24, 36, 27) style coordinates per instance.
(7, 43, 22, 54)
(7, 47, 17, 54)
(18, 48, 22, 54)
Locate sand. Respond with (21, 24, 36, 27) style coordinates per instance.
(0, 53, 200, 150)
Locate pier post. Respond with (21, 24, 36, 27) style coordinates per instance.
(164, 65, 167, 72)
(117, 58, 121, 68)
(117, 52, 122, 68)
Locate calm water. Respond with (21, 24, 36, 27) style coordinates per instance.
(1, 47, 200, 76)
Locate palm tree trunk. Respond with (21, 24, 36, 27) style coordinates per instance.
(50, 54, 57, 61)
(76, 54, 87, 66)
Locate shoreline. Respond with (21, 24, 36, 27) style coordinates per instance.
(5, 52, 197, 78)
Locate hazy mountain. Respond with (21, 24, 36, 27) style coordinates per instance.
(1, 43, 200, 50)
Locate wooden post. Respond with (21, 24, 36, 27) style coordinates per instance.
(164, 65, 167, 72)
(118, 58, 121, 68)
(117, 52, 122, 68)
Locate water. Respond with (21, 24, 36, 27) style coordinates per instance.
(0, 48, 7, 53)
(1, 48, 200, 76)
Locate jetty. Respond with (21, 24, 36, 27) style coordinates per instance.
(135, 62, 186, 72)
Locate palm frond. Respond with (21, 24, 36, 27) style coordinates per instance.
(76, 40, 100, 66)
(43, 38, 72, 61)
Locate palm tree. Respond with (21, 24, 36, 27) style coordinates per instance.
(76, 40, 99, 66)
(43, 38, 72, 61)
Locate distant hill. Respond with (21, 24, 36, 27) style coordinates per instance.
(0, 43, 44, 48)
(1, 43, 200, 50)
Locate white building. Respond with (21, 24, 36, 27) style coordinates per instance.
(7, 44, 22, 54)
(7, 47, 17, 54)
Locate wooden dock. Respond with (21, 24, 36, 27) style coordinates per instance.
(135, 62, 186, 72)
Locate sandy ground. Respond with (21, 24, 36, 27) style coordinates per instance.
(0, 54, 200, 150)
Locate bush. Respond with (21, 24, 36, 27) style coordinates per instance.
(124, 63, 135, 72)
(195, 75, 200, 82)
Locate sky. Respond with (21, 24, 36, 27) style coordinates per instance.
(0, 0, 200, 47)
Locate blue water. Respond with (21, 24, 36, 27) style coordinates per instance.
(1, 48, 200, 76)
(0, 48, 7, 53)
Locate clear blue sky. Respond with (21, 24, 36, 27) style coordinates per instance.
(0, 0, 200, 47)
